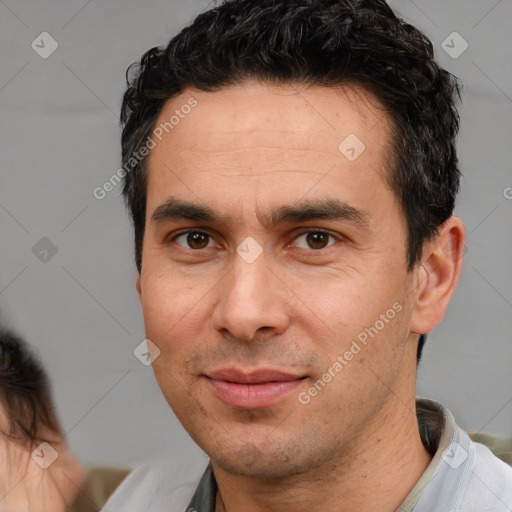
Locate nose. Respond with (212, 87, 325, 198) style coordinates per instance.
(211, 250, 290, 342)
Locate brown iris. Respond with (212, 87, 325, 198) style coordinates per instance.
(305, 231, 329, 249)
(187, 232, 210, 249)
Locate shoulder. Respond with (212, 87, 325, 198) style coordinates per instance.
(101, 459, 206, 512)
(458, 436, 512, 511)
(69, 466, 132, 511)
(470, 432, 512, 466)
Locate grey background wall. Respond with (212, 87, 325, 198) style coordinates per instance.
(0, 0, 511, 469)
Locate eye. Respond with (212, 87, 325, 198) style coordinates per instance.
(291, 230, 339, 250)
(172, 230, 216, 250)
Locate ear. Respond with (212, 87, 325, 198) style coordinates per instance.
(409, 216, 466, 335)
(135, 274, 142, 304)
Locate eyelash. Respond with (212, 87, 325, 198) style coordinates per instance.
(168, 229, 341, 252)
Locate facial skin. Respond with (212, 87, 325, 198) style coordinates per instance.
(136, 80, 465, 512)
(0, 407, 87, 511)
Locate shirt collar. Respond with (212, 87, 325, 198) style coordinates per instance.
(397, 397, 456, 511)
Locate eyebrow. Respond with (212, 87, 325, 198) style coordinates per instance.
(150, 197, 370, 230)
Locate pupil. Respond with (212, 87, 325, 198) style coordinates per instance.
(308, 232, 327, 249)
(188, 232, 208, 249)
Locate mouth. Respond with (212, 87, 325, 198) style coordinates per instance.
(203, 368, 308, 409)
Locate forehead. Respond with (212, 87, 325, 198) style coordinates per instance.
(151, 80, 389, 151)
(144, 80, 395, 222)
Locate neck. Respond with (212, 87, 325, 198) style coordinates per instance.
(214, 394, 432, 512)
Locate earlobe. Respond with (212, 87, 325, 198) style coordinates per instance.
(410, 216, 466, 335)
(135, 275, 142, 304)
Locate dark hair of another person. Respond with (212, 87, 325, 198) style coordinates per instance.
(0, 329, 62, 445)
(118, 0, 462, 364)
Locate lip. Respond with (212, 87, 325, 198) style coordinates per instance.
(204, 368, 307, 409)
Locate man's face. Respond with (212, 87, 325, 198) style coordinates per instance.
(137, 81, 423, 478)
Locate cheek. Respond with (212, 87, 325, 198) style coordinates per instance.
(140, 273, 209, 355)
(307, 273, 410, 367)
(299, 277, 383, 337)
(142, 266, 207, 316)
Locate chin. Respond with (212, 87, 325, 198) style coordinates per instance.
(209, 438, 333, 480)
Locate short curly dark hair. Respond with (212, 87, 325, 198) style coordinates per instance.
(119, 0, 462, 362)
